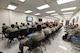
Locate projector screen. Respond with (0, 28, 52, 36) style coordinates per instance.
(27, 16, 33, 22)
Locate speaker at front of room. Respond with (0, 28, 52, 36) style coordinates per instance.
(39, 18, 42, 22)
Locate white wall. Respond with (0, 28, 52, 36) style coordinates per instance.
(0, 9, 10, 32)
(70, 11, 80, 26)
(9, 11, 38, 25)
(42, 18, 48, 23)
(41, 17, 56, 23)
(0, 9, 38, 32)
(43, 18, 55, 22)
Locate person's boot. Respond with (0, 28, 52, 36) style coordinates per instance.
(18, 52, 23, 53)
(18, 50, 23, 53)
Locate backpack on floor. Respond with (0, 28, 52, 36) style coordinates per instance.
(62, 34, 68, 40)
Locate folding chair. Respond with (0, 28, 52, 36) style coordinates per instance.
(7, 31, 19, 48)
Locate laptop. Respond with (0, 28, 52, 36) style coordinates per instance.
(72, 36, 79, 40)
(27, 33, 33, 37)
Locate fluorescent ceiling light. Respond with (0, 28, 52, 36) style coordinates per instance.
(51, 13, 58, 15)
(37, 4, 50, 10)
(57, 0, 75, 5)
(7, 5, 17, 10)
(35, 13, 41, 15)
(25, 10, 32, 13)
(61, 7, 77, 11)
(59, 45, 67, 50)
(19, 0, 25, 2)
(64, 14, 72, 17)
(46, 10, 55, 14)
(63, 12, 73, 14)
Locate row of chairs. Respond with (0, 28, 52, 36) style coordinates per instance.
(1, 25, 63, 53)
(1, 27, 37, 48)
(64, 25, 80, 50)
(2, 27, 37, 38)
(71, 36, 80, 50)
(26, 25, 63, 53)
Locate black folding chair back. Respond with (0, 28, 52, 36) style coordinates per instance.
(29, 41, 41, 49)
(2, 28, 7, 35)
(8, 31, 19, 40)
(19, 29, 27, 36)
(27, 40, 43, 53)
(6, 31, 19, 48)
(28, 27, 36, 34)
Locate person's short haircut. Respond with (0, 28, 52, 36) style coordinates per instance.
(23, 23, 25, 26)
(21, 22, 23, 24)
(11, 24, 15, 28)
(46, 24, 49, 27)
(35, 22, 38, 25)
(37, 25, 42, 31)
(49, 26, 52, 28)
(3, 23, 5, 25)
(76, 24, 78, 27)
(44, 23, 46, 24)
(16, 22, 18, 24)
(27, 23, 30, 25)
(53, 24, 54, 26)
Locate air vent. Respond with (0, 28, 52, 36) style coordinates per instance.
(43, 0, 55, 4)
(10, 2, 18, 6)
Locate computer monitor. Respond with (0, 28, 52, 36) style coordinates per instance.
(27, 16, 33, 22)
(39, 18, 42, 22)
